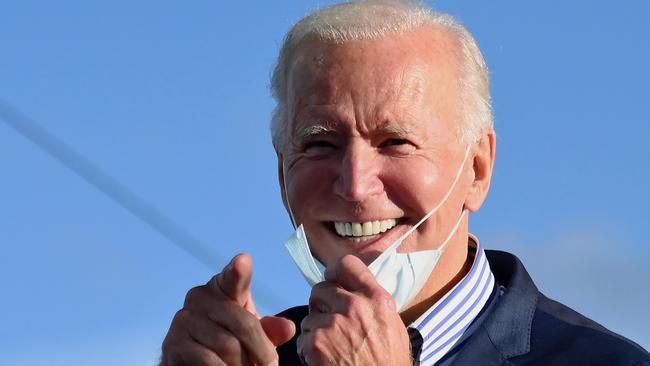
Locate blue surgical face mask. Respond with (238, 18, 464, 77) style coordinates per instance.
(282, 145, 471, 312)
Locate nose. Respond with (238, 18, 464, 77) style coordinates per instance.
(333, 140, 384, 202)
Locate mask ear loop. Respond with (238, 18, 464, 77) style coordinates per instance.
(285, 144, 470, 258)
(282, 159, 327, 274)
(390, 144, 472, 250)
(282, 160, 298, 229)
(435, 209, 467, 251)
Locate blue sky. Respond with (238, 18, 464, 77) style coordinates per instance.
(1, 1, 648, 364)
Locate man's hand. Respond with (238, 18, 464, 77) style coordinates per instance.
(161, 254, 296, 366)
(297, 255, 411, 365)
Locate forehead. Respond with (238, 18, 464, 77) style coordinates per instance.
(286, 26, 462, 136)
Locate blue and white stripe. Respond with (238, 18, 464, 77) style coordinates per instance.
(410, 235, 495, 366)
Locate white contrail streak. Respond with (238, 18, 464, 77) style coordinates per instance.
(0, 99, 285, 311)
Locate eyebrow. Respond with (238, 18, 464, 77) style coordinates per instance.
(295, 121, 416, 141)
(296, 122, 337, 141)
(379, 123, 414, 137)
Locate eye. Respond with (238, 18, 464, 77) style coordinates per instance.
(305, 140, 336, 150)
(303, 140, 338, 157)
(379, 138, 416, 154)
(381, 138, 409, 147)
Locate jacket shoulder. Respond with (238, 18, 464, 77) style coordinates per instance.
(512, 293, 650, 365)
(483, 250, 649, 365)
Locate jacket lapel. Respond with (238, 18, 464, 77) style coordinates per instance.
(452, 250, 539, 365)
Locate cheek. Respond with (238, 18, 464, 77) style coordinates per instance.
(383, 159, 443, 213)
(421, 167, 440, 187)
(286, 160, 337, 215)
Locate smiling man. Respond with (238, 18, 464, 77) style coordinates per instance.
(160, 1, 650, 365)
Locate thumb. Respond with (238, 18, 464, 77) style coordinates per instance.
(216, 253, 257, 313)
(260, 316, 296, 347)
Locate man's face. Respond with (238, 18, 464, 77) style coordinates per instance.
(281, 27, 473, 266)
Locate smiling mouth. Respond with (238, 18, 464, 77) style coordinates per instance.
(331, 219, 399, 242)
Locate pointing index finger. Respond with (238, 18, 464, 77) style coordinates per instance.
(212, 253, 257, 313)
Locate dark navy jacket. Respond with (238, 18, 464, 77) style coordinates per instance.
(276, 250, 650, 365)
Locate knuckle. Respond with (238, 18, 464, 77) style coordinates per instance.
(208, 273, 225, 293)
(183, 285, 205, 307)
(160, 344, 193, 366)
(328, 313, 345, 328)
(346, 296, 364, 317)
(307, 293, 318, 311)
(172, 308, 192, 325)
(234, 313, 258, 335)
(308, 286, 331, 313)
(380, 293, 397, 311)
(338, 289, 354, 307)
(205, 273, 218, 287)
(374, 290, 395, 307)
(161, 336, 173, 357)
(297, 332, 314, 354)
(358, 269, 374, 284)
(296, 334, 310, 361)
(159, 351, 178, 366)
(163, 311, 192, 356)
(214, 331, 241, 355)
(209, 331, 254, 366)
(300, 315, 311, 333)
(311, 281, 328, 293)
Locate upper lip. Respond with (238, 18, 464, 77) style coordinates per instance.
(330, 218, 400, 223)
(325, 213, 405, 221)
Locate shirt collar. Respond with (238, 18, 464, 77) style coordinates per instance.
(409, 234, 496, 365)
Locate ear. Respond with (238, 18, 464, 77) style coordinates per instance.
(464, 128, 496, 212)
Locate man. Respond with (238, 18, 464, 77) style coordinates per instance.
(161, 1, 650, 365)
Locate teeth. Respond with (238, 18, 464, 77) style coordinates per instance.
(333, 218, 398, 237)
(352, 223, 362, 237)
(362, 222, 373, 236)
(380, 220, 389, 232)
(372, 220, 380, 234)
(352, 237, 371, 242)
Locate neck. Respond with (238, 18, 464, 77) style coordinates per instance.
(399, 234, 473, 325)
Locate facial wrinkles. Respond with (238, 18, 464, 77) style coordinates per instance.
(289, 27, 464, 141)
(286, 46, 338, 156)
(290, 44, 374, 133)
(342, 56, 414, 137)
(357, 63, 454, 152)
(290, 39, 438, 141)
(395, 63, 428, 115)
(295, 45, 448, 187)
(283, 30, 470, 264)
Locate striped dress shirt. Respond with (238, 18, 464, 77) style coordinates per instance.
(409, 235, 496, 366)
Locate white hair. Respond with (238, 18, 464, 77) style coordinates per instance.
(270, 0, 492, 152)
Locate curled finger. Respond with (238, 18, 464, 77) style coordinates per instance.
(308, 281, 354, 315)
(165, 340, 228, 366)
(187, 313, 253, 366)
(207, 302, 278, 365)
